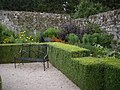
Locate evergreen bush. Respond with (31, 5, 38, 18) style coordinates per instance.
(66, 33, 79, 44)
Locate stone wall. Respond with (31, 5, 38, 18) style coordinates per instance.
(0, 9, 120, 41)
(88, 9, 120, 41)
(0, 11, 71, 33)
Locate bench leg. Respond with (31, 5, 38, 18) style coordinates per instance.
(14, 58, 16, 68)
(43, 62, 45, 71)
(22, 60, 24, 65)
(47, 61, 49, 68)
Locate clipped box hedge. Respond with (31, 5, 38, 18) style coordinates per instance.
(48, 42, 120, 90)
(48, 42, 89, 69)
(72, 57, 104, 90)
(0, 43, 46, 63)
(102, 58, 120, 90)
(1, 42, 120, 90)
(0, 76, 1, 90)
(48, 42, 90, 58)
(0, 44, 21, 63)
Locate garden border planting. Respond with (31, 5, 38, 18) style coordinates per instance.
(0, 43, 46, 63)
(48, 42, 120, 90)
(0, 42, 120, 90)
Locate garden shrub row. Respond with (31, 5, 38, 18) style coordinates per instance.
(0, 43, 46, 63)
(103, 58, 120, 90)
(0, 76, 1, 90)
(0, 42, 120, 90)
(48, 42, 120, 90)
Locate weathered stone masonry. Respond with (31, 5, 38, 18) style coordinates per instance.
(0, 9, 120, 41)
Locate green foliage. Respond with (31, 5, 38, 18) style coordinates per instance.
(59, 23, 82, 41)
(15, 31, 34, 43)
(108, 43, 120, 59)
(73, 0, 110, 18)
(102, 58, 120, 90)
(48, 43, 120, 90)
(0, 43, 46, 63)
(79, 44, 110, 58)
(0, 76, 1, 90)
(43, 28, 60, 38)
(72, 57, 104, 90)
(82, 23, 113, 48)
(66, 33, 79, 44)
(82, 33, 90, 44)
(0, 23, 15, 44)
(48, 42, 89, 54)
(86, 23, 103, 34)
(0, 23, 42, 44)
(82, 33, 113, 48)
(91, 0, 120, 9)
(1, 42, 120, 90)
(0, 0, 79, 14)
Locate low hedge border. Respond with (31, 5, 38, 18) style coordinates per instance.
(0, 42, 120, 90)
(72, 57, 104, 90)
(102, 58, 120, 90)
(48, 42, 120, 90)
(0, 43, 47, 63)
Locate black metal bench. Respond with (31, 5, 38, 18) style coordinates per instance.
(14, 44, 49, 71)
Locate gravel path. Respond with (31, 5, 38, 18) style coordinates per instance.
(0, 63, 80, 90)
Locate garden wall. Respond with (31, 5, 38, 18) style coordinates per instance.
(0, 9, 120, 41)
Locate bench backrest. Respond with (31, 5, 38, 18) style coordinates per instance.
(19, 44, 48, 59)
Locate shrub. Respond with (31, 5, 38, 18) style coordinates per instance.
(43, 28, 60, 38)
(0, 23, 15, 44)
(15, 31, 34, 43)
(73, 0, 110, 18)
(66, 33, 79, 44)
(60, 23, 88, 41)
(79, 44, 110, 57)
(108, 43, 120, 59)
(82, 31, 113, 48)
(82, 33, 91, 44)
